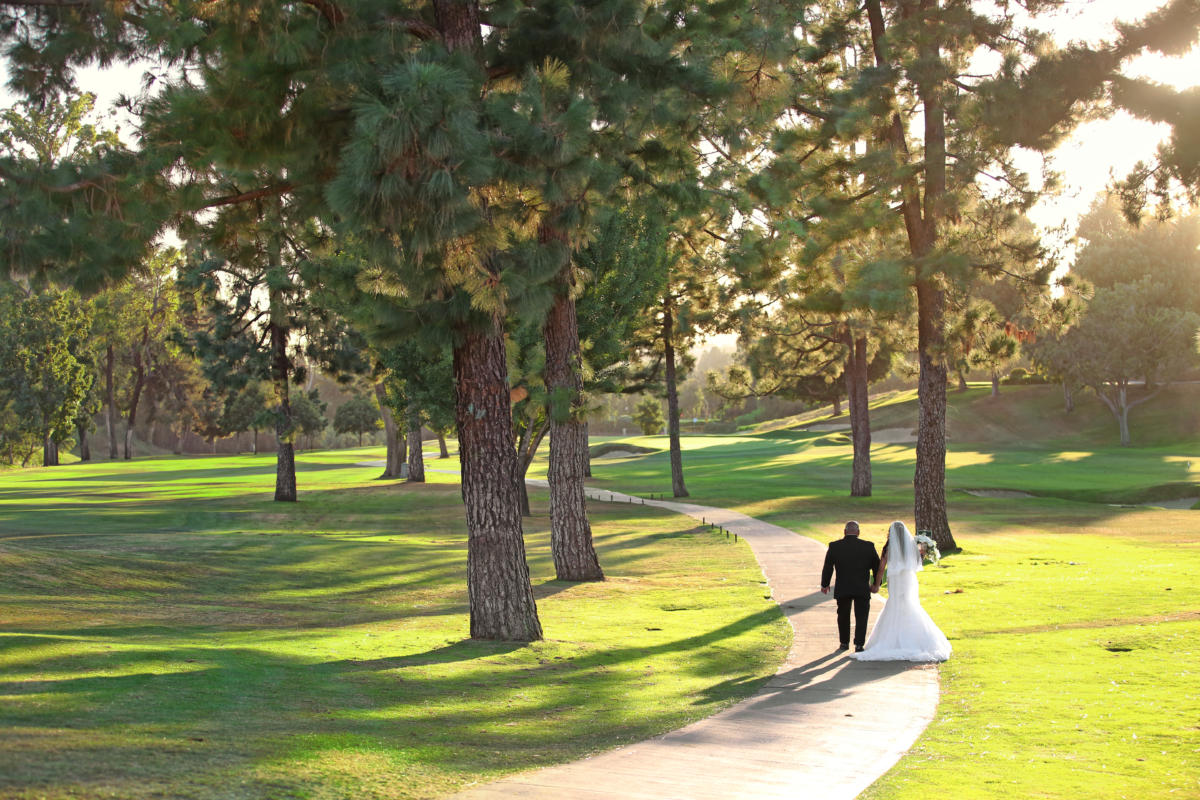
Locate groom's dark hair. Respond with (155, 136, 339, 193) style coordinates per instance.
(844, 521, 860, 536)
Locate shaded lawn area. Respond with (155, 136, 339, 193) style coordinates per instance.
(582, 432, 1200, 799)
(0, 451, 790, 800)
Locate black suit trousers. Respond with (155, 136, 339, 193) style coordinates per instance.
(836, 595, 870, 647)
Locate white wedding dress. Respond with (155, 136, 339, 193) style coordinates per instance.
(852, 522, 951, 663)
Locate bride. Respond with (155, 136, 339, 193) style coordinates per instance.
(851, 521, 951, 662)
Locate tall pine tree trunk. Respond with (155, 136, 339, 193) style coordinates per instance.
(544, 286, 603, 581)
(1063, 381, 1074, 413)
(663, 298, 689, 498)
(105, 344, 118, 459)
(914, 279, 954, 549)
(846, 333, 872, 497)
(436, 0, 541, 641)
(453, 319, 543, 641)
(582, 420, 591, 477)
(124, 342, 146, 461)
(991, 370, 1000, 398)
(43, 435, 59, 467)
(868, 0, 955, 552)
(77, 420, 91, 462)
(831, 397, 841, 417)
(514, 412, 539, 518)
(375, 381, 403, 478)
(437, 432, 449, 458)
(269, 301, 297, 502)
(516, 419, 534, 518)
(407, 405, 426, 482)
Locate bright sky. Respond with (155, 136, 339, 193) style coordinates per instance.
(1016, 0, 1200, 243)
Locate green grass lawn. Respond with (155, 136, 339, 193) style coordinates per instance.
(0, 448, 791, 799)
(582, 392, 1200, 799)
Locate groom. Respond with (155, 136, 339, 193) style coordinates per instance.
(820, 520, 881, 652)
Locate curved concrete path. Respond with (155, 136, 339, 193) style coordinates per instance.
(451, 483, 941, 800)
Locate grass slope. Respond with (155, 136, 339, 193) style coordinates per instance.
(748, 382, 1200, 451)
(0, 450, 790, 800)
(581, 421, 1199, 799)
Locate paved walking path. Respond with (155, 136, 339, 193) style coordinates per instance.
(451, 482, 941, 800)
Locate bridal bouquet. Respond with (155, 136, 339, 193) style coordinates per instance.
(914, 531, 941, 564)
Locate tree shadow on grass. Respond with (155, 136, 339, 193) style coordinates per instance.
(0, 604, 787, 799)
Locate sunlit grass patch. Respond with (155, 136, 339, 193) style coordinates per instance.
(0, 451, 790, 799)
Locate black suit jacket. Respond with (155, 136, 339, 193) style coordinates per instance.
(821, 536, 880, 599)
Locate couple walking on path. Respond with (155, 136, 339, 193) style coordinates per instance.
(821, 520, 952, 662)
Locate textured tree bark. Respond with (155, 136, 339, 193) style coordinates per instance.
(375, 381, 403, 478)
(991, 370, 1000, 398)
(1063, 381, 1074, 413)
(914, 279, 955, 550)
(437, 0, 541, 640)
(77, 420, 91, 462)
(868, 0, 955, 551)
(437, 432, 449, 458)
(407, 405, 426, 482)
(543, 287, 603, 581)
(582, 420, 592, 477)
(831, 397, 841, 417)
(43, 435, 59, 467)
(454, 318, 543, 641)
(663, 298, 689, 498)
(105, 344, 118, 459)
(846, 334, 872, 497)
(432, 0, 483, 52)
(270, 308, 297, 502)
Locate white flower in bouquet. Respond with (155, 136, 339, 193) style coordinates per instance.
(914, 532, 941, 564)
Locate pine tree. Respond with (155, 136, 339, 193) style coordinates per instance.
(0, 0, 797, 639)
(728, 0, 1199, 550)
(178, 205, 367, 500)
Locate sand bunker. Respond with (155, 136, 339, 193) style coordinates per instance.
(871, 427, 917, 444)
(807, 422, 851, 432)
(592, 449, 645, 460)
(1141, 497, 1199, 509)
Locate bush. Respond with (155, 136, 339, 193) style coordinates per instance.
(632, 398, 665, 435)
(734, 408, 764, 428)
(1003, 367, 1049, 385)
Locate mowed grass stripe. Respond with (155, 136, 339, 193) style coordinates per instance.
(0, 452, 791, 800)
